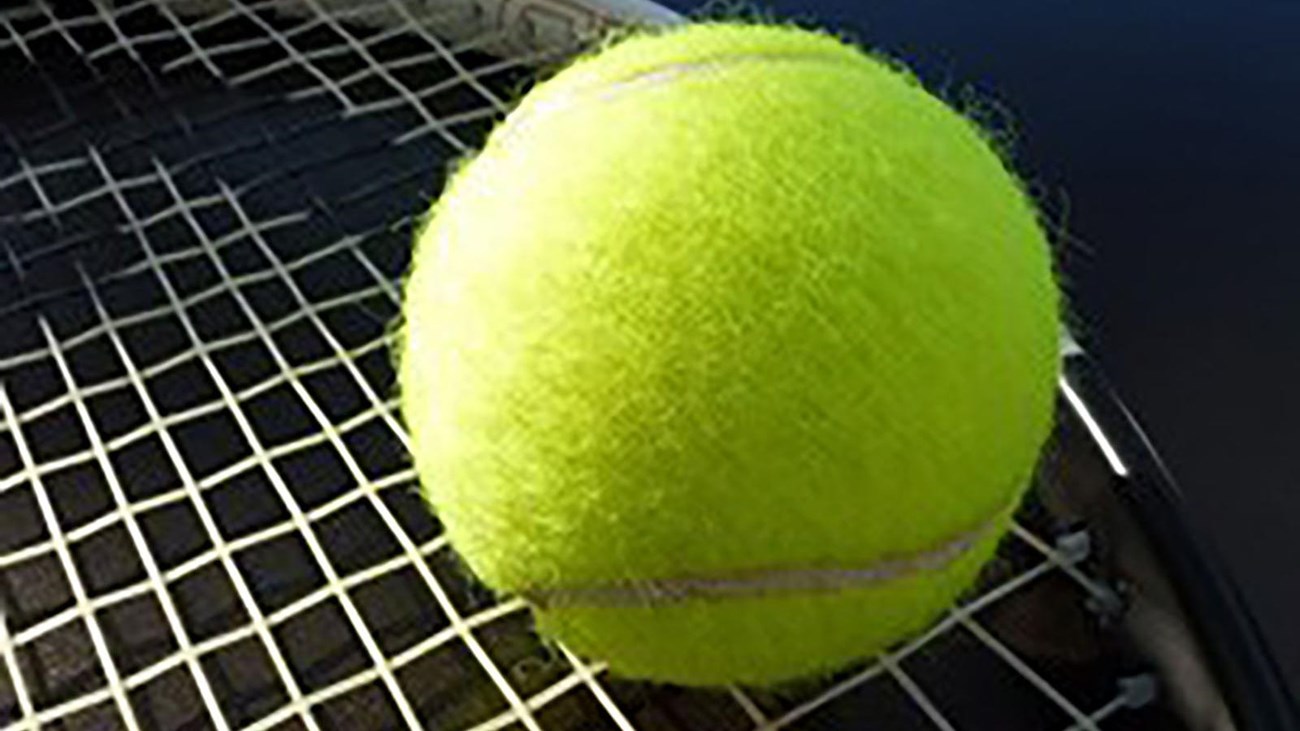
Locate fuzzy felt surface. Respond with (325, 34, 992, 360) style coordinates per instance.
(399, 22, 1060, 685)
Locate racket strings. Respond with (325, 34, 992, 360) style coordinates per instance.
(0, 2, 1147, 730)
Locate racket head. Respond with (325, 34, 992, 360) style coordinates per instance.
(0, 1, 1294, 730)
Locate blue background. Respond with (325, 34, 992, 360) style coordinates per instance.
(663, 0, 1300, 687)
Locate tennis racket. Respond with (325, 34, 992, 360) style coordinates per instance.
(0, 1, 1294, 730)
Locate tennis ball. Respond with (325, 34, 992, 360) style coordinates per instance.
(399, 22, 1060, 686)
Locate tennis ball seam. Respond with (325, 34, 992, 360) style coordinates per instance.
(520, 511, 1007, 610)
(497, 50, 879, 147)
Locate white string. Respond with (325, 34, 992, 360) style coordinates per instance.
(958, 614, 1099, 731)
(83, 144, 324, 731)
(1012, 525, 1116, 603)
(35, 308, 231, 729)
(5, 412, 411, 648)
(0, 325, 393, 494)
(0, 607, 36, 729)
(0, 386, 140, 728)
(1063, 685, 1139, 731)
(559, 647, 637, 731)
(879, 653, 958, 731)
(729, 686, 769, 727)
(152, 166, 422, 729)
(0, 220, 371, 375)
(206, 177, 546, 730)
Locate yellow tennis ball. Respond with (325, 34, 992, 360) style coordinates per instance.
(399, 22, 1060, 686)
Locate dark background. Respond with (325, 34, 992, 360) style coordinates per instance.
(663, 0, 1300, 689)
